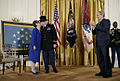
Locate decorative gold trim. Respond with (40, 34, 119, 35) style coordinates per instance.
(4, 23, 33, 28)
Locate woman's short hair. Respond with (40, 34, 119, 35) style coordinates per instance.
(32, 20, 40, 27)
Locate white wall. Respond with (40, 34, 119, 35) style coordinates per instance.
(105, 0, 120, 29)
(7, 0, 40, 22)
(0, 0, 40, 33)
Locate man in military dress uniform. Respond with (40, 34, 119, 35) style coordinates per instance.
(110, 21, 120, 68)
(40, 16, 58, 73)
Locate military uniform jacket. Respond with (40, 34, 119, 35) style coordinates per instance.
(41, 23, 57, 51)
(110, 28, 120, 47)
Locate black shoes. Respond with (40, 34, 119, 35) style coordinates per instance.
(45, 70, 49, 73)
(45, 69, 58, 73)
(102, 74, 112, 78)
(53, 69, 58, 73)
(95, 72, 104, 76)
(95, 72, 112, 78)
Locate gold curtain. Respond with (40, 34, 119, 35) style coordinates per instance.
(40, 0, 104, 66)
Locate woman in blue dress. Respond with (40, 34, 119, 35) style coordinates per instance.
(28, 20, 41, 74)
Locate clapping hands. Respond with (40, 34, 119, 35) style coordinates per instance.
(89, 21, 96, 29)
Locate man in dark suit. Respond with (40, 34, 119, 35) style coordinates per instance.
(110, 21, 120, 68)
(90, 11, 112, 78)
(40, 16, 58, 73)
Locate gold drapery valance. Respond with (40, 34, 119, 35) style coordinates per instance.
(40, 0, 104, 66)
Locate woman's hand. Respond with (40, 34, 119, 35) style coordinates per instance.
(33, 46, 36, 51)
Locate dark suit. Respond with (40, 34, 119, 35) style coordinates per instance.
(92, 19, 112, 75)
(41, 23, 57, 71)
(110, 28, 120, 68)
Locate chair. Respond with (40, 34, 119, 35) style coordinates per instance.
(22, 44, 40, 72)
(22, 44, 29, 72)
(2, 44, 21, 75)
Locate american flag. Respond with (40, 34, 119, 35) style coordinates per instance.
(54, 0, 60, 46)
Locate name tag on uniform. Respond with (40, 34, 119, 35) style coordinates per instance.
(119, 30, 120, 32)
(47, 28, 51, 30)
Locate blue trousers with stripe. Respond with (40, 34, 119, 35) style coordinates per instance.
(43, 49, 56, 71)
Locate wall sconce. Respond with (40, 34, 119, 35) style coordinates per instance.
(11, 16, 23, 22)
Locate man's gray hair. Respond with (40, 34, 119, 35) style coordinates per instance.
(98, 11, 105, 17)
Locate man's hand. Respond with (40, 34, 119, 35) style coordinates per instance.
(33, 46, 36, 51)
(53, 44, 57, 48)
(89, 21, 96, 29)
(115, 41, 119, 45)
(111, 39, 115, 43)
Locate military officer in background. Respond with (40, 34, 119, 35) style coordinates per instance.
(110, 21, 120, 68)
(40, 16, 58, 73)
